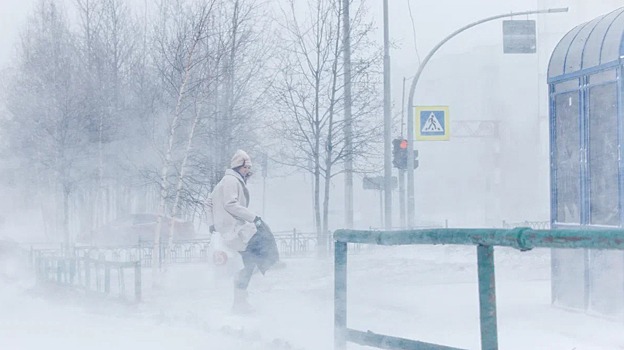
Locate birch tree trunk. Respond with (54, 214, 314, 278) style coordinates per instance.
(166, 102, 202, 255)
(152, 3, 211, 283)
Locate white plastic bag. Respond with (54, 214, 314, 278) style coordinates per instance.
(208, 232, 242, 281)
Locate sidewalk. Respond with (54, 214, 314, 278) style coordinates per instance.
(1, 246, 623, 349)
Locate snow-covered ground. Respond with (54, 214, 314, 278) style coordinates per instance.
(1, 245, 624, 349)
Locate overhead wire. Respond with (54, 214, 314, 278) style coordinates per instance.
(406, 0, 421, 66)
(405, 0, 421, 136)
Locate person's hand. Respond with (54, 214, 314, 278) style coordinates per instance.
(209, 225, 216, 234)
(253, 216, 263, 228)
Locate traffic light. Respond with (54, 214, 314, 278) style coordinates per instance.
(392, 138, 408, 169)
(393, 138, 419, 170)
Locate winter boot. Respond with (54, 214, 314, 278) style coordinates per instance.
(232, 288, 254, 314)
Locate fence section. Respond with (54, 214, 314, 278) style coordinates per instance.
(333, 227, 624, 350)
(501, 220, 550, 229)
(35, 255, 141, 302)
(74, 238, 212, 267)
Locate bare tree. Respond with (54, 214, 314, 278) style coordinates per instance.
(0, 0, 272, 256)
(270, 0, 382, 252)
(148, 0, 218, 276)
(73, 0, 141, 236)
(162, 0, 273, 232)
(3, 0, 91, 249)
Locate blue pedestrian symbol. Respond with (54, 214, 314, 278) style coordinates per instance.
(415, 106, 450, 141)
(421, 111, 445, 135)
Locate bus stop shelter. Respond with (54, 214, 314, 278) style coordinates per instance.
(548, 7, 624, 318)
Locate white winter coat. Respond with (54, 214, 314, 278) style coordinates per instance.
(206, 169, 257, 251)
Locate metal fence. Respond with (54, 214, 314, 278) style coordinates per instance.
(34, 254, 141, 303)
(333, 227, 624, 350)
(501, 220, 550, 230)
(273, 229, 364, 257)
(27, 228, 369, 269)
(74, 239, 212, 267)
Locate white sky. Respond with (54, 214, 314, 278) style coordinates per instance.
(0, 0, 33, 68)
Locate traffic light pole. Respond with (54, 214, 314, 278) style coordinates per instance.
(399, 169, 406, 227)
(383, 0, 392, 230)
(405, 7, 568, 228)
(343, 0, 354, 229)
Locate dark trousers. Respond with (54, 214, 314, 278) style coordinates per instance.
(234, 224, 279, 290)
(235, 250, 256, 290)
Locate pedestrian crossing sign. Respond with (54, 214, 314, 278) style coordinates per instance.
(415, 106, 450, 141)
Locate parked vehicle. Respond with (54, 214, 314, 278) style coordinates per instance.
(80, 213, 196, 246)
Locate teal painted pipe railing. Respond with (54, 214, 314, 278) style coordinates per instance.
(333, 227, 624, 350)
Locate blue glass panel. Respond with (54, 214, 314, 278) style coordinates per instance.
(565, 17, 604, 74)
(554, 92, 581, 224)
(587, 83, 619, 225)
(554, 79, 580, 92)
(548, 26, 582, 78)
(583, 11, 622, 69)
(601, 9, 624, 63)
(587, 69, 616, 85)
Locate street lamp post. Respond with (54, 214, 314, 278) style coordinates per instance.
(383, 0, 392, 230)
(343, 0, 353, 229)
(405, 7, 568, 228)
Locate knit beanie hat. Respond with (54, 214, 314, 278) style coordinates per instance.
(230, 150, 252, 169)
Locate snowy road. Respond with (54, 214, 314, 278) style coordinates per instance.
(1, 245, 623, 349)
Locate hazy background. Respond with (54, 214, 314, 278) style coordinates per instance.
(1, 2, 624, 349)
(0, 0, 621, 239)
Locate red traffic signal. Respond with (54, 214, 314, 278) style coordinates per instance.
(392, 138, 408, 169)
(393, 138, 418, 170)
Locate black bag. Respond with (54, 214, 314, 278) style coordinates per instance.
(242, 220, 280, 274)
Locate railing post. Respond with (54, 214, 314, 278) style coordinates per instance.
(34, 256, 41, 282)
(119, 267, 126, 295)
(76, 257, 82, 286)
(96, 254, 104, 292)
(477, 245, 498, 350)
(292, 228, 297, 255)
(135, 261, 142, 302)
(56, 259, 62, 283)
(105, 265, 111, 294)
(84, 257, 91, 292)
(334, 241, 348, 350)
(30, 246, 34, 269)
(69, 258, 76, 284)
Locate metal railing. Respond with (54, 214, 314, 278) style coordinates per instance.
(34, 254, 141, 303)
(273, 229, 324, 257)
(272, 229, 364, 257)
(502, 220, 550, 230)
(333, 227, 624, 350)
(73, 238, 212, 267)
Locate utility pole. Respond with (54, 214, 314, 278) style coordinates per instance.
(405, 7, 568, 227)
(383, 0, 392, 230)
(399, 77, 407, 228)
(343, 0, 353, 229)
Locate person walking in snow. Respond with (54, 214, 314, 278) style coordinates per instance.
(206, 150, 279, 313)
